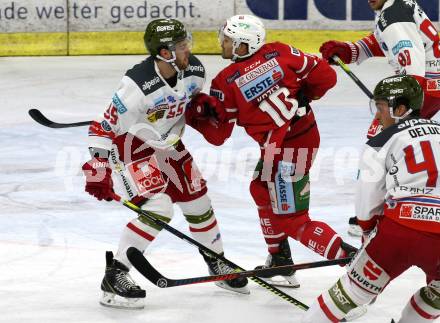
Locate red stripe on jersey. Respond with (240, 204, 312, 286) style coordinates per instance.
(318, 294, 340, 322)
(410, 295, 440, 319)
(357, 33, 385, 57)
(127, 222, 155, 241)
(189, 219, 218, 233)
(296, 54, 319, 79)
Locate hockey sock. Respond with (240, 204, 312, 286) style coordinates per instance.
(115, 212, 171, 269)
(184, 207, 224, 254)
(293, 220, 344, 260)
(398, 287, 440, 322)
(257, 206, 288, 254)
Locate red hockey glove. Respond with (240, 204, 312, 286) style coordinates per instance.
(188, 93, 226, 122)
(319, 41, 359, 65)
(82, 157, 114, 201)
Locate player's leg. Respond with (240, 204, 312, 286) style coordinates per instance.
(302, 234, 393, 322)
(303, 217, 418, 322)
(172, 148, 249, 294)
(101, 193, 174, 309)
(250, 174, 300, 288)
(178, 194, 249, 294)
(397, 281, 440, 323)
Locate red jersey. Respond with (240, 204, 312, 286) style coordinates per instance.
(208, 42, 337, 147)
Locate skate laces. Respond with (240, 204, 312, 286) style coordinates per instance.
(115, 270, 140, 290)
(212, 260, 233, 274)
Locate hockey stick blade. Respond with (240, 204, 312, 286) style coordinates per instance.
(127, 247, 351, 288)
(29, 109, 91, 128)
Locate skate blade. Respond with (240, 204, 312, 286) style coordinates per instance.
(348, 224, 363, 237)
(214, 281, 250, 295)
(344, 304, 368, 321)
(261, 275, 300, 289)
(99, 291, 145, 310)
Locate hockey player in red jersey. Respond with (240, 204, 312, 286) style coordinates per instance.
(302, 75, 440, 323)
(82, 18, 248, 310)
(319, 0, 440, 236)
(186, 15, 357, 289)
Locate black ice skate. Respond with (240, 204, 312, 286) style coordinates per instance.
(100, 251, 146, 309)
(201, 251, 250, 294)
(255, 239, 300, 288)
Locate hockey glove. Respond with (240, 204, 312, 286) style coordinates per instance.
(82, 157, 114, 201)
(319, 41, 359, 65)
(188, 93, 226, 122)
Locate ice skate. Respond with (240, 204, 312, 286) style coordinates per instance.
(347, 216, 362, 237)
(255, 239, 300, 288)
(201, 251, 250, 294)
(100, 251, 146, 309)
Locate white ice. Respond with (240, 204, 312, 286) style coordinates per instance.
(0, 55, 432, 323)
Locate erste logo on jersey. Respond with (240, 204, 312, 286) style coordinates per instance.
(235, 58, 284, 102)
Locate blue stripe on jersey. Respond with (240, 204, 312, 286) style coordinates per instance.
(425, 72, 440, 79)
(396, 197, 440, 205)
(358, 40, 373, 58)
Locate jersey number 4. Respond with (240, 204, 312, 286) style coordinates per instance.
(258, 87, 299, 126)
(403, 140, 438, 187)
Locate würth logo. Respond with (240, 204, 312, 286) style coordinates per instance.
(363, 260, 382, 281)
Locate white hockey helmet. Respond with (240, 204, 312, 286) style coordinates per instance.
(219, 15, 266, 61)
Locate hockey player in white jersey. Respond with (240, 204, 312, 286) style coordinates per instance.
(320, 0, 440, 236)
(81, 18, 248, 309)
(302, 75, 440, 323)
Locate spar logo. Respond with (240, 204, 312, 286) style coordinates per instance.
(127, 155, 167, 196)
(363, 260, 383, 281)
(400, 203, 440, 222)
(427, 79, 440, 91)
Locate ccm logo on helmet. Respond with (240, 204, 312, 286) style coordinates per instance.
(157, 25, 175, 32)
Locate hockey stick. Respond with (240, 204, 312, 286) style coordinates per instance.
(28, 109, 91, 128)
(126, 246, 351, 287)
(110, 193, 309, 311)
(332, 55, 374, 99)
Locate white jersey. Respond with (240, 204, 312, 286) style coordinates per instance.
(356, 117, 440, 233)
(88, 55, 205, 151)
(356, 0, 440, 78)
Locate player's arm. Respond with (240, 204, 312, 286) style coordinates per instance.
(319, 33, 384, 65)
(186, 76, 236, 146)
(355, 145, 387, 236)
(381, 23, 426, 76)
(297, 56, 337, 100)
(84, 77, 143, 201)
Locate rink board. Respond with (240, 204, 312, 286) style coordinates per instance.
(0, 30, 371, 56)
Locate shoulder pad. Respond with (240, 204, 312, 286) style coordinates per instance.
(184, 55, 205, 78)
(378, 0, 415, 32)
(125, 56, 165, 95)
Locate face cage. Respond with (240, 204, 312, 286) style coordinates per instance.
(369, 97, 413, 122)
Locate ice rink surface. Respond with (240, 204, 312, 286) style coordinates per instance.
(0, 55, 432, 322)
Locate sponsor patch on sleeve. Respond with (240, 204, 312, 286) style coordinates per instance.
(112, 94, 128, 114)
